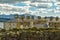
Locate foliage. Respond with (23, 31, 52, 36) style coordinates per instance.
(26, 16, 30, 19)
(37, 16, 41, 19)
(50, 16, 54, 21)
(14, 14, 19, 19)
(31, 16, 34, 19)
(20, 15, 25, 20)
(1, 29, 6, 32)
(44, 16, 47, 19)
(56, 16, 59, 21)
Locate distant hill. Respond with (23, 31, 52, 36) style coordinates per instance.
(0, 14, 14, 19)
(0, 18, 12, 22)
(0, 14, 59, 20)
(0, 14, 37, 19)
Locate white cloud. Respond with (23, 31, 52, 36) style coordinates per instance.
(0, 3, 31, 15)
(54, 9, 60, 13)
(0, 0, 28, 3)
(21, 1, 31, 5)
(29, 2, 52, 8)
(30, 0, 52, 2)
(55, 2, 60, 7)
(54, 0, 60, 2)
(54, 7, 60, 13)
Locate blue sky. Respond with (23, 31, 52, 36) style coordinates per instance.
(0, 0, 60, 17)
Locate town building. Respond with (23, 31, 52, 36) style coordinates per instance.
(0, 14, 60, 30)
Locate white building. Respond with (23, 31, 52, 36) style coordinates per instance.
(0, 22, 4, 29)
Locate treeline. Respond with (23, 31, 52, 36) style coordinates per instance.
(14, 14, 59, 21)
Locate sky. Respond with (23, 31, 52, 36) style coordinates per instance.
(0, 0, 60, 17)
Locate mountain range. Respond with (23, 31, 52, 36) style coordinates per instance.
(0, 14, 37, 20)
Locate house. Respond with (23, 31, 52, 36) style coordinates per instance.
(0, 18, 11, 29)
(0, 22, 4, 29)
(4, 19, 21, 30)
(4, 19, 34, 30)
(33, 19, 48, 28)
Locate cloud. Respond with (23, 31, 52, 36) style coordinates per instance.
(0, 0, 56, 4)
(30, 0, 52, 2)
(55, 2, 60, 7)
(21, 1, 31, 5)
(54, 7, 60, 13)
(54, 0, 60, 2)
(54, 9, 60, 13)
(0, 3, 31, 15)
(0, 0, 28, 3)
(28, 2, 53, 9)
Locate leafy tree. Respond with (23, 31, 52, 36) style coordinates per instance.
(14, 14, 19, 19)
(1, 29, 6, 32)
(12, 28, 19, 34)
(20, 15, 25, 20)
(31, 27, 37, 31)
(50, 16, 53, 21)
(37, 16, 41, 19)
(0, 29, 6, 35)
(31, 16, 34, 19)
(56, 16, 59, 21)
(26, 16, 30, 19)
(44, 16, 47, 19)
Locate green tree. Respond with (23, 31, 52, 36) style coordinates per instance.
(14, 14, 19, 19)
(56, 16, 59, 21)
(20, 15, 25, 20)
(26, 16, 30, 19)
(44, 16, 47, 19)
(1, 29, 6, 35)
(12, 28, 19, 34)
(37, 16, 41, 19)
(50, 16, 53, 21)
(31, 16, 34, 19)
(31, 27, 37, 31)
(1, 29, 6, 32)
